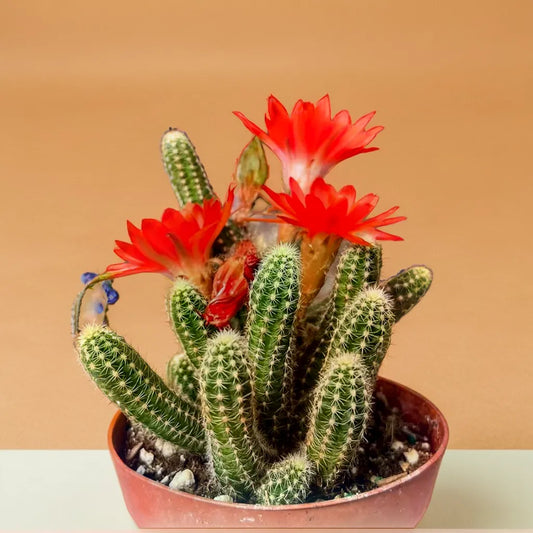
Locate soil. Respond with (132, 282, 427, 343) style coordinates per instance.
(123, 390, 433, 503)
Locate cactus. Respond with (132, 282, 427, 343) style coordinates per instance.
(167, 279, 211, 369)
(383, 265, 433, 321)
(161, 128, 244, 253)
(306, 353, 372, 487)
(256, 453, 314, 505)
(298, 245, 383, 394)
(199, 331, 264, 500)
(325, 288, 394, 379)
(78, 324, 205, 453)
(246, 243, 300, 440)
(166, 352, 198, 403)
(74, 103, 433, 506)
(161, 128, 215, 206)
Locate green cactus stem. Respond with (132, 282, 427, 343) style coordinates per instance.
(298, 245, 383, 394)
(167, 279, 211, 369)
(255, 453, 314, 505)
(331, 245, 382, 318)
(326, 287, 394, 378)
(305, 353, 372, 487)
(199, 331, 264, 500)
(77, 324, 205, 453)
(160, 128, 244, 254)
(383, 265, 433, 321)
(161, 128, 215, 206)
(246, 243, 301, 439)
(166, 352, 198, 403)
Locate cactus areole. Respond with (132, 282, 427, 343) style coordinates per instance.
(72, 95, 443, 522)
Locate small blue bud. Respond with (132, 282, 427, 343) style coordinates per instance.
(102, 280, 113, 294)
(106, 289, 119, 305)
(95, 302, 105, 314)
(81, 272, 98, 284)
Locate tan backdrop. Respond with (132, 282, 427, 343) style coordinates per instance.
(1, 0, 532, 449)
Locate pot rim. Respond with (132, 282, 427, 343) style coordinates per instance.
(107, 376, 449, 511)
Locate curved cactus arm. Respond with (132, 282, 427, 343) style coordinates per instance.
(255, 452, 314, 505)
(382, 265, 433, 322)
(298, 245, 383, 395)
(77, 324, 205, 453)
(167, 279, 211, 369)
(326, 287, 394, 379)
(246, 243, 301, 440)
(305, 353, 372, 487)
(200, 331, 264, 500)
(166, 352, 198, 403)
(161, 128, 215, 206)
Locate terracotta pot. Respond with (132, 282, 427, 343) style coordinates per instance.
(108, 377, 449, 528)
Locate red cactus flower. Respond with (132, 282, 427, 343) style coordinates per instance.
(204, 241, 260, 328)
(260, 178, 405, 315)
(104, 187, 235, 295)
(262, 178, 405, 246)
(234, 95, 383, 193)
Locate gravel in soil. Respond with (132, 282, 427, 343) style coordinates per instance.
(123, 391, 433, 503)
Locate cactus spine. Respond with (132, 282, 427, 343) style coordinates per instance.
(383, 265, 433, 321)
(199, 331, 263, 500)
(305, 353, 372, 487)
(78, 324, 205, 453)
(166, 352, 198, 403)
(167, 279, 210, 369)
(246, 243, 300, 439)
(256, 453, 314, 505)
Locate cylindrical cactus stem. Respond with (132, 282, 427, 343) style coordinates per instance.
(326, 287, 394, 379)
(255, 452, 314, 505)
(246, 243, 301, 441)
(166, 352, 198, 403)
(382, 265, 433, 321)
(298, 245, 383, 394)
(200, 331, 264, 500)
(77, 324, 205, 453)
(305, 353, 372, 487)
(160, 128, 244, 255)
(331, 244, 382, 318)
(161, 128, 215, 206)
(167, 279, 211, 369)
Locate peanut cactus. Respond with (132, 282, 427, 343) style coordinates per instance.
(73, 96, 433, 505)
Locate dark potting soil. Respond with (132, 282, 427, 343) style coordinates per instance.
(123, 390, 433, 503)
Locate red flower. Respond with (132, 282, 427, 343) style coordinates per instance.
(105, 188, 234, 293)
(234, 95, 383, 193)
(262, 178, 405, 246)
(204, 241, 260, 328)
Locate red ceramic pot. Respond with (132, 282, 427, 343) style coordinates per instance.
(108, 377, 449, 528)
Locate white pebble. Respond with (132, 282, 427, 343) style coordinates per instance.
(399, 461, 409, 472)
(403, 448, 419, 465)
(154, 438, 178, 458)
(421, 442, 431, 451)
(214, 494, 233, 502)
(139, 448, 154, 466)
(169, 469, 195, 491)
(136, 465, 146, 475)
(160, 475, 170, 485)
(391, 440, 405, 451)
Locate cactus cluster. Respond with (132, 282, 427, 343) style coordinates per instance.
(74, 97, 433, 505)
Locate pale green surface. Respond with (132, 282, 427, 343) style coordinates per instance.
(0, 450, 531, 530)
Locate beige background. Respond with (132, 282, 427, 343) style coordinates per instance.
(1, 1, 532, 449)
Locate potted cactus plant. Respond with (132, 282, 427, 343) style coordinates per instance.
(72, 95, 448, 528)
